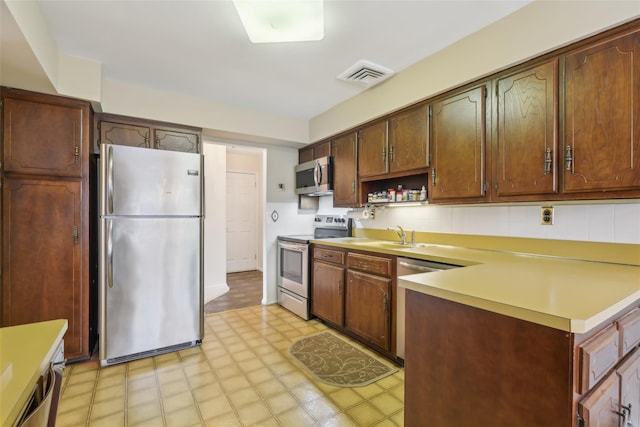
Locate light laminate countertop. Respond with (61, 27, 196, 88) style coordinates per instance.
(0, 319, 67, 427)
(311, 237, 640, 334)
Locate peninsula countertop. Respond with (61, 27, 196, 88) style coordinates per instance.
(311, 236, 640, 334)
(0, 319, 67, 427)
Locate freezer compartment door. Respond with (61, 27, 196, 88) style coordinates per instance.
(100, 217, 202, 362)
(100, 143, 202, 216)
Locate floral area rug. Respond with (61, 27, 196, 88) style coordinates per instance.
(288, 331, 398, 387)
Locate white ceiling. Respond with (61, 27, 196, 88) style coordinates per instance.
(18, 0, 532, 121)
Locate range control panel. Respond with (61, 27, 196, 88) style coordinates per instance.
(313, 215, 349, 229)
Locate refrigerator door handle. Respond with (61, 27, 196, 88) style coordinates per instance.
(107, 145, 114, 214)
(107, 220, 114, 288)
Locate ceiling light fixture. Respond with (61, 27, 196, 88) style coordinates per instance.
(232, 0, 324, 43)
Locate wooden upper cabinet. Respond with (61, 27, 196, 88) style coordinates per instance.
(332, 133, 359, 207)
(430, 85, 486, 201)
(563, 27, 640, 193)
(95, 113, 202, 153)
(358, 121, 388, 178)
(495, 59, 558, 197)
(313, 141, 331, 159)
(154, 128, 199, 153)
(388, 105, 429, 173)
(298, 141, 331, 164)
(2, 93, 86, 177)
(298, 146, 313, 163)
(99, 121, 151, 149)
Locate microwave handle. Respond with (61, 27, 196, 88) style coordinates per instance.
(314, 160, 321, 188)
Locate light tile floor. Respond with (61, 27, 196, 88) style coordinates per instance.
(57, 305, 405, 426)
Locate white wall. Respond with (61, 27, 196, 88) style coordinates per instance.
(353, 202, 640, 244)
(310, 1, 640, 141)
(264, 146, 319, 304)
(202, 143, 228, 303)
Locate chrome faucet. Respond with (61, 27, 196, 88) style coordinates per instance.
(388, 225, 406, 245)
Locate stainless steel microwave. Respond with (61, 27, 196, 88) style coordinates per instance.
(295, 156, 333, 196)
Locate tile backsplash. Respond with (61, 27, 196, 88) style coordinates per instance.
(352, 202, 640, 244)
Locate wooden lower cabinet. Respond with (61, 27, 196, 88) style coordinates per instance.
(579, 349, 640, 427)
(345, 270, 391, 352)
(405, 290, 640, 427)
(311, 258, 345, 327)
(1, 176, 87, 359)
(312, 245, 397, 360)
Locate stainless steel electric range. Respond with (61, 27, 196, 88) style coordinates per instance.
(276, 215, 351, 319)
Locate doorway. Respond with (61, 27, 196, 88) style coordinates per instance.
(203, 143, 265, 314)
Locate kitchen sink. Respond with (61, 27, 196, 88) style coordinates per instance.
(356, 240, 433, 250)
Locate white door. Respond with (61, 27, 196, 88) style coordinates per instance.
(226, 171, 257, 272)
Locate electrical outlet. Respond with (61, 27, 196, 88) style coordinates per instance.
(541, 207, 554, 225)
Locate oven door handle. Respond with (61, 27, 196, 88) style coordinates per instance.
(278, 241, 308, 252)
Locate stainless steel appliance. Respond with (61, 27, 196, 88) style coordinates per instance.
(295, 156, 333, 196)
(277, 215, 351, 319)
(98, 144, 204, 367)
(396, 257, 459, 359)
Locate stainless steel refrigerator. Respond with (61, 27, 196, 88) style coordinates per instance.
(98, 143, 203, 367)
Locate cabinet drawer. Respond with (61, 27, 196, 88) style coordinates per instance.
(314, 247, 345, 265)
(617, 307, 640, 358)
(579, 324, 620, 393)
(347, 253, 392, 277)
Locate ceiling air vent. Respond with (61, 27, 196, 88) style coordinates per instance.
(337, 60, 395, 87)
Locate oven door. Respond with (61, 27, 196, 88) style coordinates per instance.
(277, 240, 309, 298)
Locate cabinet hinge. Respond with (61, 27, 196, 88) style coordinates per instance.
(576, 412, 585, 427)
(0, 99, 3, 109)
(73, 226, 79, 244)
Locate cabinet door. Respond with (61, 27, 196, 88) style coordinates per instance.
(618, 349, 640, 427)
(389, 105, 429, 173)
(579, 373, 621, 427)
(563, 28, 640, 193)
(313, 141, 331, 159)
(496, 59, 558, 196)
(358, 121, 388, 178)
(99, 120, 151, 149)
(332, 133, 358, 207)
(154, 128, 200, 153)
(345, 270, 391, 352)
(2, 96, 85, 177)
(431, 86, 486, 201)
(1, 176, 86, 359)
(299, 147, 313, 164)
(311, 261, 344, 326)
